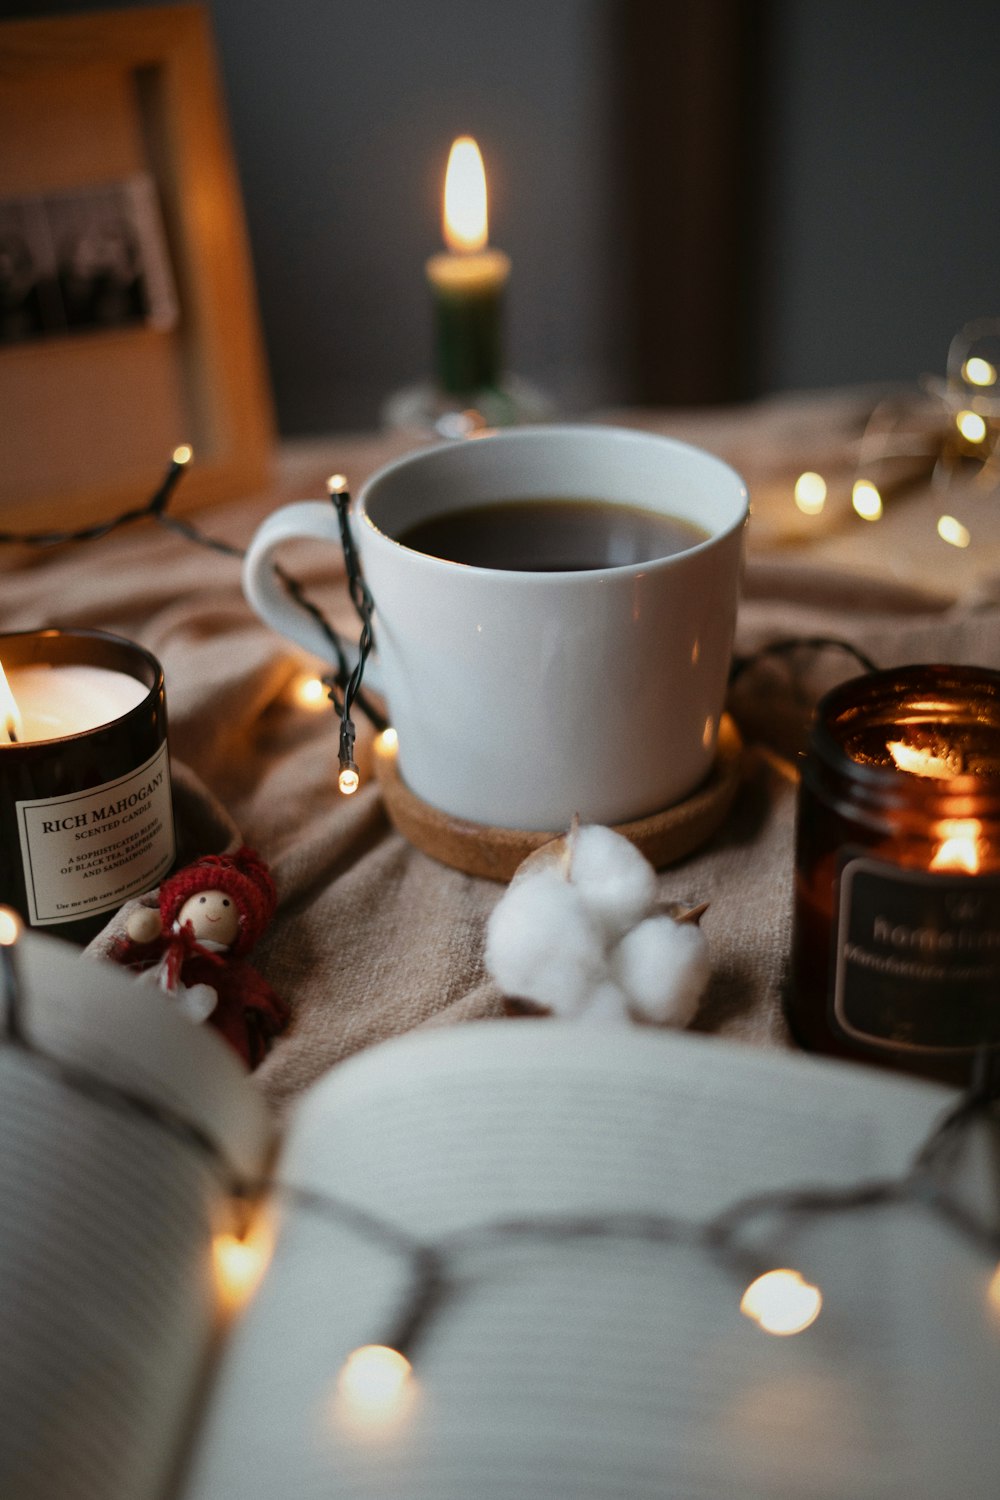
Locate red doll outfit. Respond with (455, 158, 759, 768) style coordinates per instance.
(113, 847, 288, 1067)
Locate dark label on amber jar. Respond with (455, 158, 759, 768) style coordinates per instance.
(833, 855, 1000, 1050)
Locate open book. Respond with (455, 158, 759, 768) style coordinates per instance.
(3, 930, 1000, 1500)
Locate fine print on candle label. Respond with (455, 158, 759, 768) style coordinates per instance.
(0, 661, 148, 744)
(15, 742, 174, 927)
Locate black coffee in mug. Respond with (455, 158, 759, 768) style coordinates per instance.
(394, 497, 709, 572)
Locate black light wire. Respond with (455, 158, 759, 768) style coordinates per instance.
(2, 931, 997, 1363)
(5, 464, 1000, 1358)
(729, 635, 879, 685)
(327, 475, 379, 786)
(0, 451, 386, 735)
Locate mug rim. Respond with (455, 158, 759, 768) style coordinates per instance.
(355, 423, 749, 580)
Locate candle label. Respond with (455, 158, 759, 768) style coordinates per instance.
(15, 742, 174, 927)
(833, 854, 1000, 1050)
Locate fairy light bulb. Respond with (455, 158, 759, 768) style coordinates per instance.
(338, 1345, 413, 1419)
(212, 1223, 271, 1313)
(294, 675, 327, 709)
(962, 356, 996, 387)
(338, 718, 359, 795)
(0, 906, 22, 946)
(377, 726, 399, 754)
(852, 479, 883, 521)
(740, 1268, 822, 1336)
(794, 471, 827, 515)
(937, 514, 971, 548)
(956, 410, 987, 444)
(988, 1264, 1000, 1311)
(172, 444, 194, 466)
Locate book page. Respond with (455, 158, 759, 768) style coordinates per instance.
(182, 1022, 1000, 1500)
(0, 931, 273, 1500)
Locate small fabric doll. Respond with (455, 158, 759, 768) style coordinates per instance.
(112, 846, 287, 1067)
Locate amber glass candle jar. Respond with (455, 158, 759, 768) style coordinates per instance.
(0, 629, 174, 944)
(789, 664, 1000, 1084)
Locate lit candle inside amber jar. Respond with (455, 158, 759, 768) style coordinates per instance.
(0, 629, 174, 944)
(789, 664, 1000, 1084)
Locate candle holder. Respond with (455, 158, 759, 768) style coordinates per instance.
(0, 629, 175, 943)
(382, 135, 552, 439)
(381, 372, 553, 439)
(789, 663, 1000, 1084)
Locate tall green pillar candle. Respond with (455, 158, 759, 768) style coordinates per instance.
(425, 246, 511, 397)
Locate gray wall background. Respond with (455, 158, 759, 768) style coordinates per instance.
(5, 0, 1000, 432)
(762, 1, 1000, 395)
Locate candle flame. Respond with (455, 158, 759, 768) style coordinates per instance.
(443, 136, 489, 252)
(930, 819, 982, 874)
(887, 740, 963, 779)
(0, 659, 22, 745)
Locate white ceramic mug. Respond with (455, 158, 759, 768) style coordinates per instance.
(242, 425, 748, 830)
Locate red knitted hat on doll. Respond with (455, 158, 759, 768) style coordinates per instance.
(159, 846, 276, 958)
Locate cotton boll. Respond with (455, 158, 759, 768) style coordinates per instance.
(487, 822, 711, 1027)
(567, 825, 658, 942)
(614, 914, 711, 1027)
(485, 868, 606, 1014)
(577, 980, 633, 1025)
(507, 832, 572, 888)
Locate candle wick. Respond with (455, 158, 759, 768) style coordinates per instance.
(3, 721, 17, 745)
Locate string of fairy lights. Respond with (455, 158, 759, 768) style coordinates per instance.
(3, 316, 998, 803)
(0, 452, 384, 795)
(792, 319, 1000, 546)
(2, 907, 999, 1419)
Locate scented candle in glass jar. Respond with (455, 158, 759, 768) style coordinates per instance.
(0, 629, 174, 943)
(789, 664, 1000, 1084)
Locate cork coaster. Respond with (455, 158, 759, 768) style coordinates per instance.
(373, 715, 744, 882)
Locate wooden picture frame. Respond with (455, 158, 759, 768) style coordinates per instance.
(0, 4, 274, 531)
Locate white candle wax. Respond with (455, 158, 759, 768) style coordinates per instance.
(0, 663, 148, 745)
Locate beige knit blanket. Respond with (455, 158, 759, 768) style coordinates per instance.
(4, 390, 998, 1117)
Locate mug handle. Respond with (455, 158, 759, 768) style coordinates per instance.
(241, 501, 384, 694)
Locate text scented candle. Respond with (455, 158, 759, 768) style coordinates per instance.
(0, 629, 175, 942)
(790, 665, 1000, 1083)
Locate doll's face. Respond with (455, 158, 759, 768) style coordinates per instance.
(178, 890, 241, 947)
